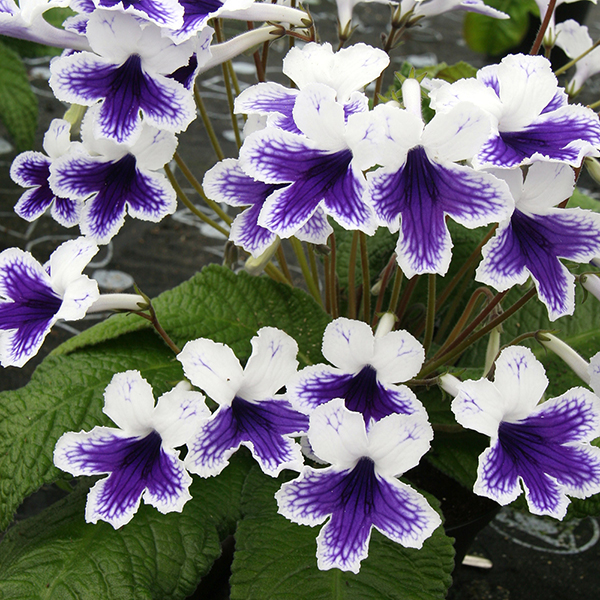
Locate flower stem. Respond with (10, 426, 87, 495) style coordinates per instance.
(173, 153, 233, 226)
(276, 244, 293, 284)
(396, 275, 419, 325)
(372, 254, 397, 327)
(193, 85, 225, 161)
(387, 264, 404, 315)
(530, 0, 557, 55)
(164, 164, 230, 237)
(554, 39, 600, 76)
(291, 237, 322, 305)
(347, 231, 360, 319)
(133, 298, 181, 355)
(423, 274, 436, 355)
(359, 232, 371, 322)
(330, 233, 339, 318)
(214, 19, 242, 148)
(418, 288, 536, 378)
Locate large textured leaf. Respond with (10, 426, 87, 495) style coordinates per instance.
(0, 266, 330, 530)
(0, 39, 38, 150)
(0, 332, 182, 531)
(230, 467, 454, 600)
(55, 264, 330, 365)
(464, 0, 538, 56)
(0, 454, 254, 600)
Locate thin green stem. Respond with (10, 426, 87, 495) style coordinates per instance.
(214, 20, 242, 148)
(276, 244, 293, 284)
(324, 254, 331, 314)
(434, 274, 475, 345)
(173, 153, 232, 226)
(555, 39, 600, 76)
(330, 234, 339, 318)
(359, 232, 371, 323)
(164, 164, 229, 237)
(423, 274, 436, 355)
(396, 275, 419, 324)
(418, 288, 537, 379)
(264, 263, 291, 284)
(436, 289, 507, 359)
(387, 264, 403, 315)
(435, 226, 496, 312)
(434, 287, 493, 358)
(291, 237, 322, 305)
(589, 98, 600, 110)
(308, 243, 320, 294)
(372, 254, 397, 327)
(134, 303, 181, 355)
(347, 231, 360, 319)
(194, 85, 225, 161)
(530, 0, 557, 55)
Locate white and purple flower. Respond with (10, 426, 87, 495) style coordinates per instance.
(276, 399, 441, 573)
(238, 83, 377, 238)
(54, 372, 209, 528)
(0, 238, 99, 368)
(49, 10, 198, 144)
(10, 119, 81, 227)
(429, 53, 600, 168)
(178, 327, 309, 477)
(451, 346, 600, 519)
(476, 162, 600, 320)
(350, 78, 514, 277)
(288, 317, 426, 423)
(203, 158, 333, 257)
(49, 106, 178, 244)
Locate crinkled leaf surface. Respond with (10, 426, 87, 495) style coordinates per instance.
(0, 266, 330, 530)
(230, 467, 454, 600)
(0, 39, 38, 150)
(55, 264, 330, 365)
(0, 454, 254, 600)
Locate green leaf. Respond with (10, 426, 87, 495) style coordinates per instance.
(435, 61, 478, 83)
(0, 266, 330, 530)
(0, 454, 254, 600)
(0, 332, 182, 531)
(0, 39, 38, 150)
(230, 467, 454, 600)
(54, 264, 331, 366)
(464, 0, 538, 56)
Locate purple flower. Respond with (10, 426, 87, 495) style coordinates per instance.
(49, 10, 197, 144)
(0, 238, 99, 367)
(276, 399, 441, 572)
(203, 158, 332, 257)
(49, 106, 178, 244)
(54, 371, 209, 528)
(177, 327, 309, 477)
(10, 119, 81, 227)
(430, 54, 600, 168)
(476, 162, 600, 320)
(288, 317, 426, 423)
(451, 346, 600, 519)
(239, 83, 377, 238)
(350, 78, 513, 277)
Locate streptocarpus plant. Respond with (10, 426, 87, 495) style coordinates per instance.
(2, 0, 600, 597)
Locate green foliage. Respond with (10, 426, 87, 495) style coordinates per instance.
(0, 39, 38, 150)
(0, 266, 330, 531)
(464, 0, 538, 56)
(230, 468, 454, 600)
(0, 454, 254, 600)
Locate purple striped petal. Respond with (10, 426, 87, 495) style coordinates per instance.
(276, 458, 440, 573)
(56, 428, 191, 528)
(11, 152, 80, 226)
(186, 397, 308, 477)
(0, 250, 61, 367)
(290, 364, 422, 422)
(50, 53, 194, 143)
(371, 146, 510, 277)
(477, 396, 600, 518)
(477, 208, 600, 320)
(477, 106, 600, 168)
(95, 0, 184, 28)
(169, 0, 223, 41)
(52, 154, 175, 244)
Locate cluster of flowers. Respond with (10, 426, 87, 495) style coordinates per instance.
(53, 317, 600, 572)
(3, 0, 600, 574)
